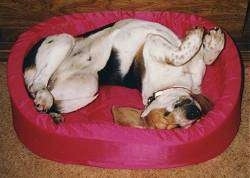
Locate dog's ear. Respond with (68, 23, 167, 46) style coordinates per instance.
(191, 94, 213, 115)
(112, 106, 147, 128)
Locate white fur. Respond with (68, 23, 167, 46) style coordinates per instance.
(24, 19, 224, 121)
(141, 88, 191, 117)
(50, 72, 98, 113)
(26, 34, 75, 94)
(112, 19, 182, 75)
(141, 28, 224, 105)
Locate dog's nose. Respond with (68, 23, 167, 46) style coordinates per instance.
(185, 104, 202, 120)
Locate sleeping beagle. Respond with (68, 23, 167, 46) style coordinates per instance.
(23, 19, 225, 128)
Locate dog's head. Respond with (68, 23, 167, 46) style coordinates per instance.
(141, 88, 213, 129)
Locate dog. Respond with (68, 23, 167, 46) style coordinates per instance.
(23, 19, 225, 128)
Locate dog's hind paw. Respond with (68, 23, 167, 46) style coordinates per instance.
(28, 78, 47, 96)
(203, 27, 225, 65)
(34, 89, 53, 112)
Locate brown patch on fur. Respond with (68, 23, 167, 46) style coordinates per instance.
(165, 58, 174, 65)
(112, 106, 147, 128)
(112, 107, 178, 129)
(134, 44, 146, 80)
(145, 108, 178, 129)
(191, 94, 213, 115)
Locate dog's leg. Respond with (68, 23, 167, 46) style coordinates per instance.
(143, 27, 204, 66)
(188, 55, 206, 94)
(24, 67, 37, 96)
(28, 34, 75, 95)
(33, 71, 98, 123)
(188, 28, 224, 94)
(50, 72, 98, 125)
(203, 28, 225, 65)
(50, 72, 98, 113)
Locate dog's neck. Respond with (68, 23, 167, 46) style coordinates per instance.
(141, 86, 192, 117)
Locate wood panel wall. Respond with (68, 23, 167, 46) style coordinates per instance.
(0, 0, 249, 61)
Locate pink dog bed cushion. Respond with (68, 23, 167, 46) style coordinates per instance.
(8, 11, 241, 169)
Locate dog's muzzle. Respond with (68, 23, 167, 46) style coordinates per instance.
(174, 98, 202, 120)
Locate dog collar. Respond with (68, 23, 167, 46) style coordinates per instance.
(147, 87, 192, 105)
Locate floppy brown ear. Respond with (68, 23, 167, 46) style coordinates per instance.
(112, 106, 147, 128)
(191, 94, 213, 115)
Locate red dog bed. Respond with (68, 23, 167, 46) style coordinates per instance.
(7, 11, 241, 169)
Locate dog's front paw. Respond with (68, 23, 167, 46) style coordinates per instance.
(203, 27, 225, 64)
(187, 27, 204, 40)
(34, 89, 53, 112)
(204, 28, 225, 51)
(185, 27, 204, 48)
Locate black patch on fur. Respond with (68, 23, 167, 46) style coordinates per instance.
(48, 100, 61, 114)
(98, 48, 123, 85)
(23, 38, 45, 71)
(122, 60, 142, 90)
(77, 22, 116, 38)
(98, 48, 144, 90)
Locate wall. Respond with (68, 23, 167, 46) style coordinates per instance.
(0, 0, 248, 61)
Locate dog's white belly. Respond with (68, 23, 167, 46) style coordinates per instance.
(113, 19, 181, 47)
(54, 19, 182, 78)
(112, 19, 181, 76)
(54, 27, 116, 75)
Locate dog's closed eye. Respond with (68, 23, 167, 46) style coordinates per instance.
(47, 40, 54, 44)
(164, 111, 170, 117)
(174, 98, 192, 108)
(73, 51, 82, 56)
